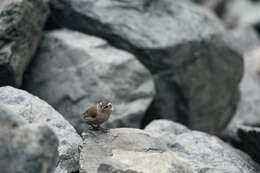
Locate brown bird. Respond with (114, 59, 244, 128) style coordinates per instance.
(83, 102, 113, 131)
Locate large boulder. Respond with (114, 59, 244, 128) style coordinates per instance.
(0, 86, 82, 173)
(47, 0, 243, 134)
(23, 29, 155, 133)
(0, 105, 59, 173)
(0, 0, 49, 87)
(79, 120, 260, 173)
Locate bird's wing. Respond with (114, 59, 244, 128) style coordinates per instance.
(84, 105, 97, 118)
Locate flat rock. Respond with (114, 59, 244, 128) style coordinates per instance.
(0, 105, 59, 173)
(23, 29, 155, 133)
(48, 0, 243, 135)
(0, 0, 49, 87)
(79, 121, 260, 173)
(0, 86, 82, 173)
(80, 128, 193, 173)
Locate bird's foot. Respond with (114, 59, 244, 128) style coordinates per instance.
(98, 126, 108, 133)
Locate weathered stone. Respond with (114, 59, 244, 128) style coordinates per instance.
(246, 48, 260, 77)
(0, 0, 49, 87)
(79, 122, 260, 173)
(0, 105, 59, 173)
(0, 86, 82, 173)
(192, 0, 238, 28)
(145, 119, 190, 145)
(23, 29, 155, 133)
(80, 128, 193, 173)
(227, 0, 260, 29)
(47, 0, 243, 135)
(228, 26, 260, 54)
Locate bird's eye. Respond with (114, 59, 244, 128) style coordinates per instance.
(104, 105, 108, 108)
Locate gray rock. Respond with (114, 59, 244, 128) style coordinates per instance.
(0, 105, 59, 173)
(0, 0, 49, 87)
(48, 0, 243, 135)
(144, 119, 190, 145)
(23, 29, 155, 133)
(0, 86, 82, 173)
(79, 123, 260, 173)
(237, 125, 260, 163)
(170, 131, 260, 173)
(245, 47, 260, 77)
(228, 26, 260, 54)
(191, 0, 238, 28)
(227, 0, 260, 28)
(80, 128, 193, 173)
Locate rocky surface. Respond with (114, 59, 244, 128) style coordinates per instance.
(246, 47, 260, 77)
(0, 0, 49, 87)
(23, 29, 155, 133)
(0, 105, 59, 173)
(48, 0, 243, 135)
(79, 120, 260, 173)
(228, 26, 260, 54)
(0, 86, 82, 173)
(227, 0, 260, 29)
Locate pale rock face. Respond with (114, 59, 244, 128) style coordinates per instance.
(0, 105, 59, 173)
(0, 86, 82, 173)
(79, 121, 260, 173)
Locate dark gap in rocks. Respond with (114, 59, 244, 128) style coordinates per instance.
(253, 24, 260, 37)
(70, 170, 79, 173)
(140, 100, 162, 129)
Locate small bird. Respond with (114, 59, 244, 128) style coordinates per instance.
(83, 102, 113, 131)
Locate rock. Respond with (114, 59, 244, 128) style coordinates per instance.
(80, 128, 193, 173)
(228, 26, 260, 54)
(79, 121, 260, 173)
(227, 0, 260, 30)
(145, 120, 260, 172)
(0, 86, 82, 173)
(0, 0, 49, 87)
(47, 0, 243, 135)
(191, 0, 238, 28)
(246, 48, 260, 77)
(170, 131, 260, 173)
(23, 29, 155, 133)
(237, 125, 260, 163)
(144, 119, 190, 144)
(0, 105, 59, 173)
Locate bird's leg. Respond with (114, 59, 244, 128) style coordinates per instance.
(97, 125, 108, 133)
(88, 124, 99, 131)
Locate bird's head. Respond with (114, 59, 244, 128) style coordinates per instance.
(97, 102, 113, 114)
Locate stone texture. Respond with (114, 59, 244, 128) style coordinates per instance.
(47, 0, 243, 135)
(0, 105, 59, 173)
(23, 29, 155, 133)
(0, 0, 49, 87)
(227, 0, 260, 28)
(0, 86, 82, 173)
(228, 26, 260, 54)
(79, 121, 260, 173)
(80, 128, 193, 173)
(246, 47, 260, 77)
